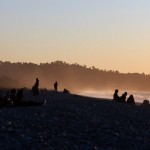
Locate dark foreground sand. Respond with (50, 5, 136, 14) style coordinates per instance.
(0, 92, 150, 150)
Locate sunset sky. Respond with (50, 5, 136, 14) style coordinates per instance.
(0, 0, 150, 74)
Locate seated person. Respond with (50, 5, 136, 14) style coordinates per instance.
(12, 88, 46, 106)
(113, 89, 120, 102)
(120, 92, 127, 102)
(141, 99, 149, 107)
(126, 94, 135, 105)
(10, 89, 17, 102)
(63, 88, 70, 94)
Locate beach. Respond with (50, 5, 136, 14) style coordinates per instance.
(0, 92, 150, 149)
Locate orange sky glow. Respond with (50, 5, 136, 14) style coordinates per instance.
(1, 1, 150, 74)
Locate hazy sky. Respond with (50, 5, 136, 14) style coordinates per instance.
(0, 0, 150, 74)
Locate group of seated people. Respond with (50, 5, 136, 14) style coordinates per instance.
(0, 77, 71, 107)
(0, 78, 45, 107)
(113, 89, 135, 105)
(0, 88, 46, 107)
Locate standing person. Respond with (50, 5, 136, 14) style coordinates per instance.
(54, 81, 58, 91)
(113, 89, 120, 102)
(32, 78, 39, 96)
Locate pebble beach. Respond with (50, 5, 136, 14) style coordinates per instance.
(0, 91, 150, 150)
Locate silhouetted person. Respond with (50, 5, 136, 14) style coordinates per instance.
(32, 78, 39, 96)
(120, 92, 127, 102)
(54, 81, 58, 91)
(4, 91, 10, 101)
(0, 90, 9, 106)
(63, 88, 70, 94)
(126, 95, 135, 105)
(141, 99, 149, 108)
(10, 89, 17, 102)
(15, 88, 24, 105)
(113, 89, 120, 102)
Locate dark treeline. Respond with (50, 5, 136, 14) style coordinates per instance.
(0, 60, 150, 92)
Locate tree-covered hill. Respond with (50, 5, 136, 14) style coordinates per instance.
(0, 61, 150, 92)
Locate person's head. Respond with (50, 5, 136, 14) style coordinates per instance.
(130, 94, 134, 98)
(11, 89, 16, 94)
(115, 89, 118, 93)
(124, 92, 127, 96)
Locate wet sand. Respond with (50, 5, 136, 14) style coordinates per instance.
(0, 92, 150, 149)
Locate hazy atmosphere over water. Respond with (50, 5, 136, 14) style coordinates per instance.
(1, 0, 150, 73)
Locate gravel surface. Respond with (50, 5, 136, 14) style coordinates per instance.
(0, 92, 150, 150)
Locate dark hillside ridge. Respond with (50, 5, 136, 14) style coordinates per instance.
(0, 61, 150, 91)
